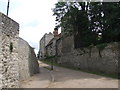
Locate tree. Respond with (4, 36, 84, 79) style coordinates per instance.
(37, 51, 40, 59)
(53, 2, 98, 47)
(102, 2, 120, 42)
(53, 2, 120, 48)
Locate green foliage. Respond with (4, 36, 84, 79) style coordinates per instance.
(37, 51, 40, 59)
(87, 44, 94, 57)
(96, 43, 107, 58)
(45, 56, 56, 59)
(44, 67, 51, 71)
(10, 42, 13, 53)
(96, 43, 108, 51)
(101, 2, 120, 43)
(53, 2, 120, 48)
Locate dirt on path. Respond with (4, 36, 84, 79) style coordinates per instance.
(48, 66, 118, 88)
(21, 61, 118, 88)
(21, 62, 52, 88)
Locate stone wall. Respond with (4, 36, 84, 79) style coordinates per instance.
(18, 38, 39, 81)
(0, 12, 20, 88)
(56, 35, 120, 75)
(29, 45, 40, 75)
(0, 12, 40, 88)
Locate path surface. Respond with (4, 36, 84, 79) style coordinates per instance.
(21, 62, 52, 88)
(21, 61, 118, 88)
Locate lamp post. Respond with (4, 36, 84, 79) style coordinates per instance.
(7, 0, 10, 16)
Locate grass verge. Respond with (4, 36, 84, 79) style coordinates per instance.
(43, 66, 53, 71)
(41, 59, 119, 79)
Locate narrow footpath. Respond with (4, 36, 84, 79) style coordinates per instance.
(21, 62, 52, 88)
(21, 61, 118, 88)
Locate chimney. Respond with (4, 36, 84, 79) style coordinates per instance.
(53, 28, 59, 39)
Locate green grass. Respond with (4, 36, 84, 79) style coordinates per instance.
(81, 70, 119, 79)
(41, 59, 119, 79)
(43, 66, 53, 71)
(41, 59, 61, 67)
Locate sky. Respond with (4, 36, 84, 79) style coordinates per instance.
(0, 0, 59, 54)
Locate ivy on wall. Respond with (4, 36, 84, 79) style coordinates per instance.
(10, 42, 13, 53)
(96, 43, 108, 58)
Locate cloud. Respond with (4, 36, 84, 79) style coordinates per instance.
(4, 0, 58, 54)
(9, 0, 57, 25)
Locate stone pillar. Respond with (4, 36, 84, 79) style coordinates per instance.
(0, 12, 20, 88)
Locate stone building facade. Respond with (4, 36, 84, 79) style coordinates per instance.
(45, 28, 59, 57)
(56, 37, 62, 56)
(0, 12, 20, 88)
(39, 32, 54, 59)
(46, 38, 56, 57)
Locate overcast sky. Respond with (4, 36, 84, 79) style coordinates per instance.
(0, 0, 59, 54)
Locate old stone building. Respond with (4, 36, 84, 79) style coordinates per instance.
(39, 32, 54, 59)
(56, 36, 62, 56)
(45, 28, 60, 57)
(0, 12, 39, 88)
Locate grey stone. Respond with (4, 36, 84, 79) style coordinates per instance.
(0, 12, 40, 88)
(0, 12, 19, 88)
(56, 35, 119, 75)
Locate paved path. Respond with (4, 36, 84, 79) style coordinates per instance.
(21, 61, 118, 88)
(21, 62, 52, 88)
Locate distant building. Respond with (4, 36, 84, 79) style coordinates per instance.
(45, 28, 60, 57)
(39, 32, 54, 59)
